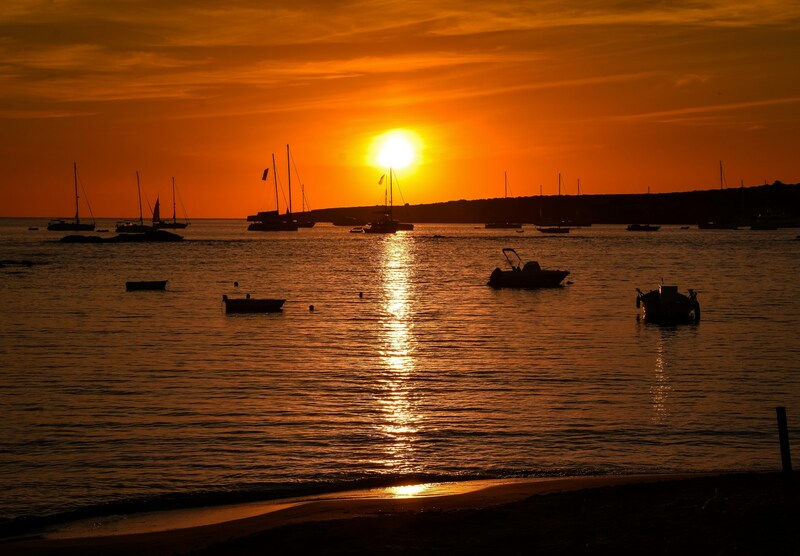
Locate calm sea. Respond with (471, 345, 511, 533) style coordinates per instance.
(1, 219, 799, 523)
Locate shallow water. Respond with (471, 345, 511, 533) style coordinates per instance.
(1, 219, 799, 520)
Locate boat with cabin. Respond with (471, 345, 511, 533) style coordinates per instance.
(487, 248, 570, 288)
(636, 283, 700, 322)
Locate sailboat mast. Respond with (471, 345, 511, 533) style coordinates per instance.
(172, 177, 177, 222)
(287, 144, 292, 215)
(272, 153, 279, 212)
(73, 161, 80, 224)
(136, 171, 143, 225)
(389, 166, 393, 219)
(504, 171, 507, 198)
(719, 160, 724, 190)
(558, 172, 561, 196)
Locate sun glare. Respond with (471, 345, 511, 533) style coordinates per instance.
(371, 129, 419, 170)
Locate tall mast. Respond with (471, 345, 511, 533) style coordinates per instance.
(577, 178, 581, 195)
(389, 166, 393, 219)
(504, 171, 507, 198)
(272, 153, 279, 212)
(558, 172, 561, 196)
(172, 177, 177, 222)
(73, 161, 79, 223)
(719, 160, 724, 190)
(287, 144, 292, 215)
(136, 171, 143, 225)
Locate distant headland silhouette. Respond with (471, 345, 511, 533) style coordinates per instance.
(310, 181, 800, 227)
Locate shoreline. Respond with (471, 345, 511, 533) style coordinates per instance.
(6, 472, 798, 554)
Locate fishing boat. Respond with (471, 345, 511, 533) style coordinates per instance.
(154, 177, 189, 229)
(627, 223, 660, 232)
(222, 294, 285, 313)
(47, 162, 96, 231)
(636, 283, 700, 322)
(116, 171, 154, 233)
(487, 248, 570, 288)
(363, 167, 414, 233)
(248, 150, 299, 232)
(485, 172, 522, 229)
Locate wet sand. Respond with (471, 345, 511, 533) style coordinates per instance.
(4, 472, 798, 555)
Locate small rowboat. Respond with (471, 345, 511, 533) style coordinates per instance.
(126, 280, 167, 291)
(222, 294, 285, 314)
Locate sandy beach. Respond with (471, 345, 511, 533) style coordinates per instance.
(3, 472, 798, 555)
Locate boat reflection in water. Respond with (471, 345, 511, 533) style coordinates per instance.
(376, 235, 421, 473)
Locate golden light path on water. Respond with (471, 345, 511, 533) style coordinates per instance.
(377, 234, 420, 472)
(651, 331, 672, 424)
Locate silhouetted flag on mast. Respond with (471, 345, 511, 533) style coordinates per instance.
(262, 168, 269, 181)
(378, 174, 385, 185)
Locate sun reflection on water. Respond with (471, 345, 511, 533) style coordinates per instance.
(376, 235, 420, 472)
(651, 331, 672, 424)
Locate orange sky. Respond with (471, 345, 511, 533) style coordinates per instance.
(1, 1, 799, 217)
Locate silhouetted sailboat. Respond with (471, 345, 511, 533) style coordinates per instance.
(485, 172, 522, 229)
(698, 161, 739, 229)
(47, 162, 96, 231)
(363, 168, 414, 233)
(536, 174, 569, 233)
(248, 152, 298, 232)
(154, 177, 189, 229)
(116, 171, 154, 233)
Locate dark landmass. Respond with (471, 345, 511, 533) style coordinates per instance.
(5, 473, 798, 555)
(60, 230, 183, 242)
(310, 182, 800, 226)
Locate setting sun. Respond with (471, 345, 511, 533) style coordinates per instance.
(371, 130, 420, 170)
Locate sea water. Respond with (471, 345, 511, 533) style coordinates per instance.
(1, 219, 799, 523)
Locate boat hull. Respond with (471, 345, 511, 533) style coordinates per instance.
(223, 296, 285, 313)
(247, 221, 299, 231)
(637, 287, 700, 323)
(126, 280, 167, 291)
(47, 221, 95, 232)
(488, 268, 569, 288)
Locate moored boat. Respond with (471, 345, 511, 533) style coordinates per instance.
(154, 177, 189, 229)
(222, 294, 285, 313)
(487, 248, 570, 288)
(627, 223, 660, 232)
(47, 163, 96, 231)
(126, 280, 167, 291)
(636, 284, 700, 322)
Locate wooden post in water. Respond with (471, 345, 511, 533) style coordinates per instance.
(776, 406, 792, 484)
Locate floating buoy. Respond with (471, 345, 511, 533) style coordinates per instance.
(309, 304, 315, 312)
(246, 293, 250, 299)
(359, 292, 363, 298)
(234, 281, 239, 287)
